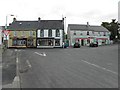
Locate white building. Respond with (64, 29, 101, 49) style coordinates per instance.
(37, 18, 64, 48)
(67, 23, 111, 46)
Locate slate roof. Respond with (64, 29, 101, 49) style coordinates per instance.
(9, 20, 64, 30)
(68, 24, 109, 32)
(40, 20, 64, 29)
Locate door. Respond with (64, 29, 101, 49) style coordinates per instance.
(81, 39, 84, 46)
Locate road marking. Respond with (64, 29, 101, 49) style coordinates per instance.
(81, 60, 118, 75)
(34, 52, 46, 56)
(15, 49, 17, 52)
(26, 60, 32, 68)
(16, 58, 19, 63)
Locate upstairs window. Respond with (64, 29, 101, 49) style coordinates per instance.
(80, 33, 83, 35)
(21, 31, 25, 36)
(103, 32, 106, 36)
(29, 31, 33, 36)
(98, 32, 100, 36)
(56, 29, 60, 37)
(40, 29, 44, 37)
(14, 31, 17, 36)
(92, 31, 94, 35)
(73, 31, 76, 35)
(48, 29, 52, 37)
(87, 31, 89, 35)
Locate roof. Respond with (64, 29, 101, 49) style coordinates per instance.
(9, 21, 39, 30)
(9, 20, 64, 30)
(40, 20, 63, 29)
(68, 24, 109, 32)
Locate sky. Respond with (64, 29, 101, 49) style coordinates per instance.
(118, 1, 120, 23)
(0, 0, 119, 33)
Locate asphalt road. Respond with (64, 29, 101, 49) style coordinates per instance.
(17, 45, 118, 88)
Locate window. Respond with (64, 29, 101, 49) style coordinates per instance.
(56, 29, 60, 37)
(29, 31, 33, 36)
(80, 33, 83, 35)
(12, 39, 17, 45)
(87, 31, 89, 35)
(92, 31, 94, 35)
(104, 32, 106, 36)
(98, 32, 100, 36)
(73, 31, 76, 35)
(40, 29, 44, 37)
(48, 29, 52, 37)
(27, 39, 33, 46)
(55, 39, 60, 46)
(14, 31, 17, 36)
(37, 39, 54, 46)
(22, 31, 25, 36)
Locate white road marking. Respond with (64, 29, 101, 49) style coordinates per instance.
(81, 60, 118, 75)
(26, 60, 32, 68)
(16, 58, 19, 63)
(34, 52, 46, 56)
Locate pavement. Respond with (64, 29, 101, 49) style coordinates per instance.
(2, 48, 20, 89)
(16, 44, 118, 88)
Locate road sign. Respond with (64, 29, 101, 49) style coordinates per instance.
(2, 30, 10, 36)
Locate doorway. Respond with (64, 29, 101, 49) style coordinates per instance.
(81, 39, 84, 46)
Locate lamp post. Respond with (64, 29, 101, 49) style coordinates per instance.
(4, 14, 14, 47)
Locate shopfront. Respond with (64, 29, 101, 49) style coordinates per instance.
(37, 38, 55, 48)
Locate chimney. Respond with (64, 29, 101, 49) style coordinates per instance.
(38, 17, 41, 22)
(9, 23, 12, 26)
(87, 22, 89, 26)
(13, 18, 16, 22)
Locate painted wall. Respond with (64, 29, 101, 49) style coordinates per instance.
(8, 30, 36, 47)
(69, 30, 110, 46)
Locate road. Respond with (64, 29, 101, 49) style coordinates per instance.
(17, 45, 118, 88)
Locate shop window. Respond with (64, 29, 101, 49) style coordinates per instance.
(37, 39, 54, 46)
(55, 39, 60, 46)
(87, 39, 90, 44)
(27, 39, 33, 46)
(12, 39, 17, 46)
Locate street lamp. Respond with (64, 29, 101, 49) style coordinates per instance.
(4, 14, 15, 47)
(5, 14, 14, 30)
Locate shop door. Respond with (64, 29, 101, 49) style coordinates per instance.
(81, 39, 84, 46)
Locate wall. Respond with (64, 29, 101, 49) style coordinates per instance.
(8, 30, 36, 47)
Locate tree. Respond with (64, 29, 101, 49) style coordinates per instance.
(101, 19, 119, 41)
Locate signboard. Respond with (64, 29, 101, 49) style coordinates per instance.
(2, 30, 10, 36)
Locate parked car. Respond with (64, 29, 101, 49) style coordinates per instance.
(89, 42, 98, 47)
(73, 43, 80, 48)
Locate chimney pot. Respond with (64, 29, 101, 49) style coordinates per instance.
(38, 17, 41, 21)
(13, 18, 16, 22)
